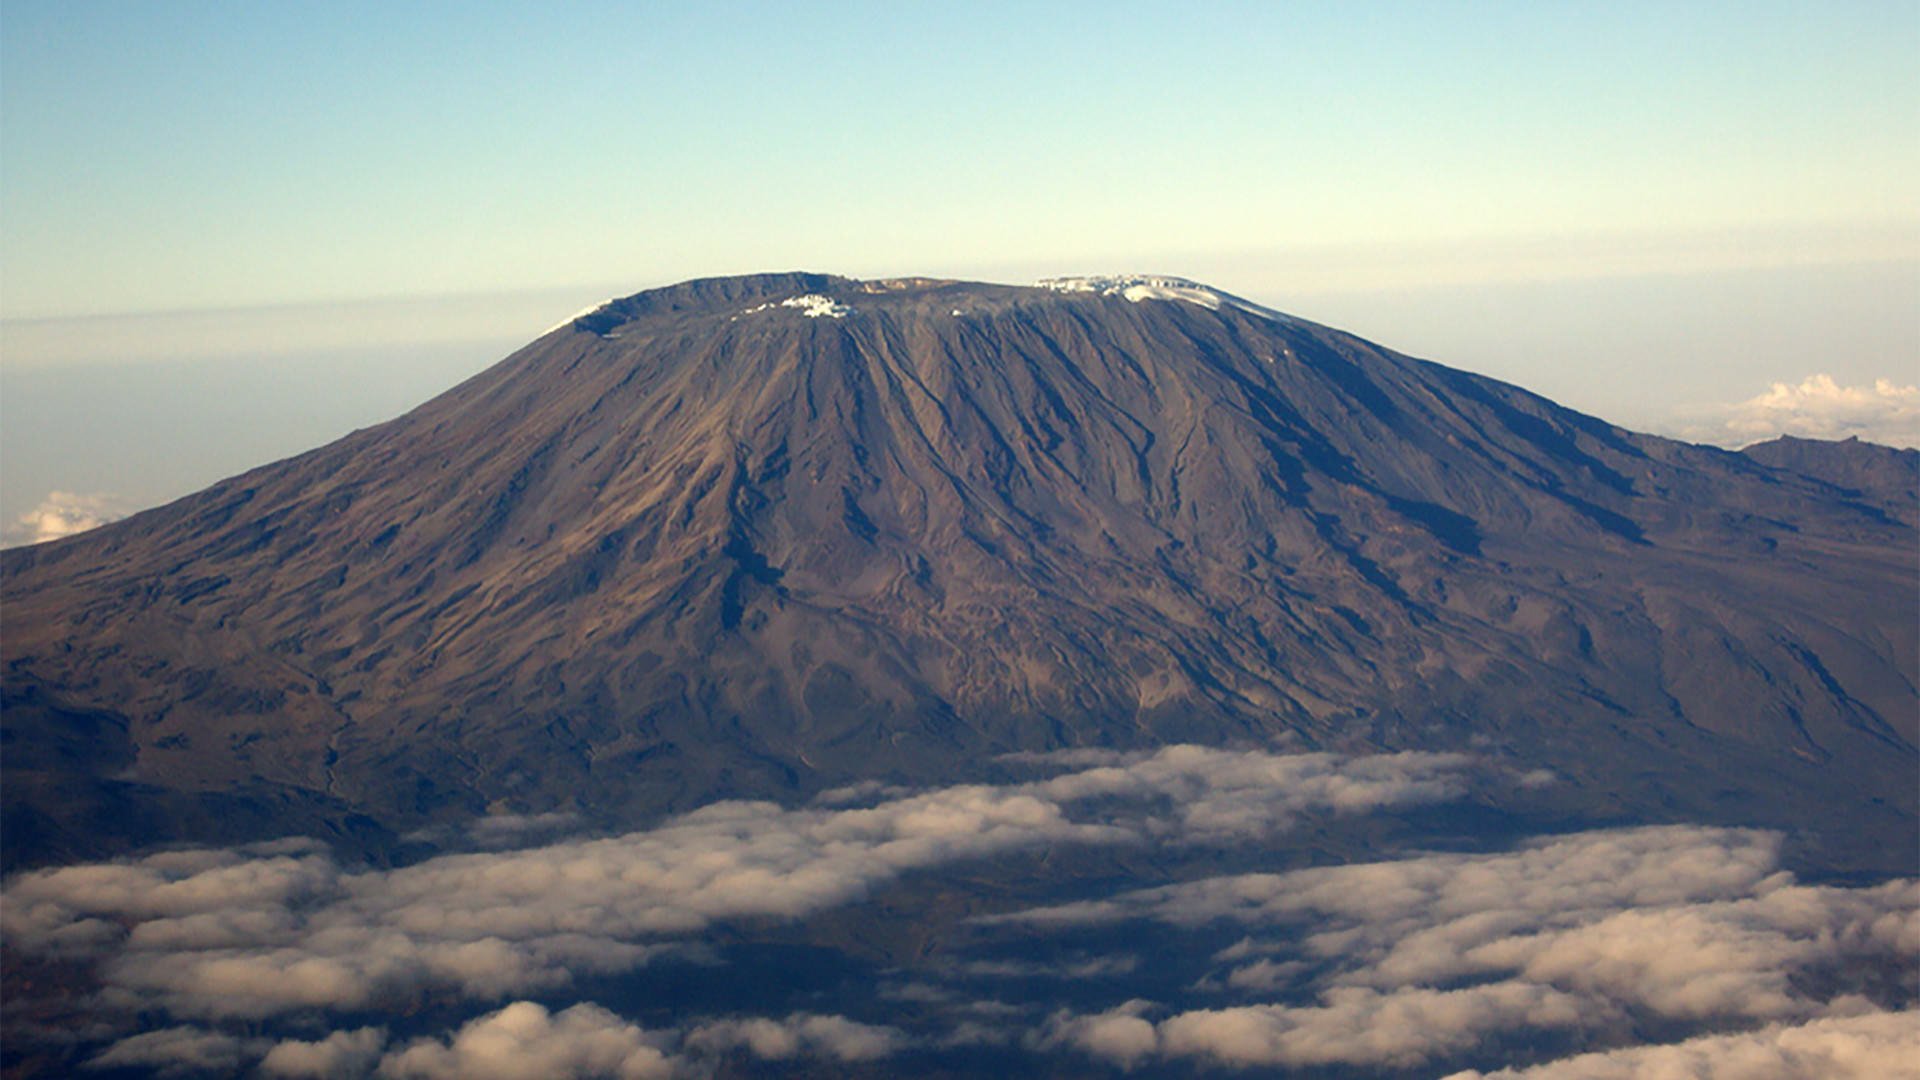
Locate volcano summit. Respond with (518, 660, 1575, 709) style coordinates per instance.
(3, 272, 1915, 872)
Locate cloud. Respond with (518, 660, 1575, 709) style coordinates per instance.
(259, 1027, 388, 1078)
(1023, 746, 1471, 842)
(682, 1013, 905, 1063)
(84, 1026, 268, 1076)
(403, 811, 586, 850)
(3, 489, 127, 546)
(1154, 983, 1589, 1069)
(77, 1006, 900, 1080)
(954, 954, 1139, 980)
(1034, 1000, 1158, 1069)
(377, 1005, 901, 1078)
(1035, 986, 1590, 1071)
(998, 824, 1782, 932)
(376, 1002, 672, 1080)
(2, 747, 1470, 1022)
(1670, 374, 1920, 448)
(2, 789, 1077, 1019)
(1445, 1009, 1920, 1080)
(997, 826, 1917, 1071)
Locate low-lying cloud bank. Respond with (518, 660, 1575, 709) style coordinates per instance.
(1004, 825, 1917, 1075)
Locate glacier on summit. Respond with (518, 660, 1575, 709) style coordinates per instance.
(736, 294, 854, 319)
(1036, 275, 1288, 322)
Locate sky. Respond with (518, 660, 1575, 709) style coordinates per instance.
(1, 0, 1916, 538)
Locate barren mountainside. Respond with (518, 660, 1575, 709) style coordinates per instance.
(4, 273, 1914, 871)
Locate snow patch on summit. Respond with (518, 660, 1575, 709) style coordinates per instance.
(1037, 276, 1287, 322)
(783, 295, 852, 318)
(546, 299, 614, 334)
(738, 295, 853, 319)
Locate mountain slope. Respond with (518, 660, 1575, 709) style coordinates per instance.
(4, 273, 1913, 871)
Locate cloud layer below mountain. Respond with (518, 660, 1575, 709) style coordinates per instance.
(998, 825, 1917, 1074)
(5, 746, 1473, 1075)
(7, 751, 1913, 1077)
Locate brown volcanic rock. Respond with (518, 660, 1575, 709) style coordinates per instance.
(4, 273, 1915, 869)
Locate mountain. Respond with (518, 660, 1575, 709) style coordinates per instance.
(3, 272, 1914, 873)
(1740, 433, 1919, 511)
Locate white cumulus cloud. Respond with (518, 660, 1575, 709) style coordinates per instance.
(682, 1012, 905, 1063)
(1670, 373, 1920, 448)
(376, 1002, 672, 1080)
(1033, 999, 1159, 1069)
(3, 489, 128, 546)
(259, 1027, 388, 1078)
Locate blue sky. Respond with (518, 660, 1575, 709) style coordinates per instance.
(4, 0, 1913, 314)
(1, 1, 1916, 537)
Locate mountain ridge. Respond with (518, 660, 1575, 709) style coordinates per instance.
(3, 273, 1914, 872)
